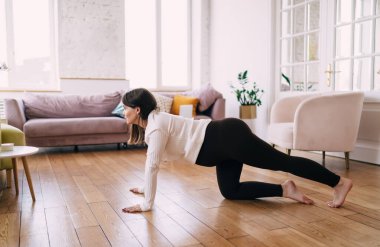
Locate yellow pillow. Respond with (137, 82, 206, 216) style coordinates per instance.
(171, 95, 199, 117)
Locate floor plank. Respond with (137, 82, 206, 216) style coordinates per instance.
(45, 206, 81, 247)
(0, 212, 20, 247)
(169, 211, 235, 247)
(76, 226, 111, 247)
(145, 215, 200, 246)
(88, 201, 141, 247)
(124, 219, 173, 247)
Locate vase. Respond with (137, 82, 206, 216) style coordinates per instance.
(240, 105, 256, 119)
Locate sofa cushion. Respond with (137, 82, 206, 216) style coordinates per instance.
(112, 103, 125, 118)
(188, 83, 222, 112)
(23, 92, 122, 119)
(152, 93, 173, 113)
(170, 95, 198, 116)
(24, 117, 128, 137)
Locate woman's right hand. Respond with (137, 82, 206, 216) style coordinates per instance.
(130, 187, 144, 194)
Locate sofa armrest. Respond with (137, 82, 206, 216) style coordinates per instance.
(210, 98, 225, 120)
(5, 98, 26, 131)
(270, 94, 318, 123)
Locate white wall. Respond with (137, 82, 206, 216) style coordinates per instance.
(59, 0, 125, 79)
(0, 79, 129, 99)
(208, 0, 274, 139)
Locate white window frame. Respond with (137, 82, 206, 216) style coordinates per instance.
(0, 0, 59, 91)
(127, 0, 193, 91)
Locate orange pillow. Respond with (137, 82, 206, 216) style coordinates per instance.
(171, 95, 199, 117)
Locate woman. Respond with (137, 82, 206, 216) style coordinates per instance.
(121, 88, 353, 213)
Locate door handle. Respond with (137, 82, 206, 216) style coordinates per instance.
(325, 64, 341, 87)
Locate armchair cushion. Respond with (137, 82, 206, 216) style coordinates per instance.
(267, 123, 294, 149)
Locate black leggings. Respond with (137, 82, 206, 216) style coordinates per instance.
(195, 118, 341, 200)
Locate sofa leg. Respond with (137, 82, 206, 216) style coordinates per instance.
(286, 149, 291, 155)
(74, 145, 79, 152)
(345, 152, 350, 170)
(322, 151, 325, 167)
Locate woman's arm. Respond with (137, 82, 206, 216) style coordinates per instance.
(123, 130, 168, 213)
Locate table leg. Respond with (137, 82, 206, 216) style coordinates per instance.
(11, 158, 19, 195)
(6, 170, 12, 188)
(21, 156, 36, 202)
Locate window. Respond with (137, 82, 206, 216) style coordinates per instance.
(125, 0, 191, 90)
(279, 0, 320, 92)
(278, 0, 380, 94)
(0, 0, 58, 91)
(334, 0, 380, 91)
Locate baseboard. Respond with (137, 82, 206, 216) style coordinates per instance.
(326, 139, 380, 166)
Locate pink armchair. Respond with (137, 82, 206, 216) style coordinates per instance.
(268, 92, 364, 169)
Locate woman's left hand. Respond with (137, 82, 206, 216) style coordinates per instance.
(122, 204, 142, 213)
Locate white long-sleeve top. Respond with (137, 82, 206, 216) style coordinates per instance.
(138, 111, 211, 211)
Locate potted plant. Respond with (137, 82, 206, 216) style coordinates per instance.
(230, 70, 264, 119)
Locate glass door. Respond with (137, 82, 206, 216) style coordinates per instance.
(279, 0, 324, 92)
(278, 0, 380, 94)
(330, 0, 380, 91)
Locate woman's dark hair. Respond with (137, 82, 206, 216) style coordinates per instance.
(122, 88, 157, 144)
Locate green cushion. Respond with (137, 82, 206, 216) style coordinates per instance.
(0, 124, 25, 170)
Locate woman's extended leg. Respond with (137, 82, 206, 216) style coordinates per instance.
(219, 119, 341, 187)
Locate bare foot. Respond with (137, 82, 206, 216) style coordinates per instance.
(130, 187, 143, 194)
(327, 177, 353, 208)
(282, 180, 314, 205)
(122, 204, 142, 213)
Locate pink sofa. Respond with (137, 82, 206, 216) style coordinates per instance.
(5, 92, 129, 148)
(5, 89, 225, 148)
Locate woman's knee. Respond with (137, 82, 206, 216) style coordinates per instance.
(216, 159, 243, 200)
(219, 186, 239, 200)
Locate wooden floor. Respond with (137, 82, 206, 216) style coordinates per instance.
(1, 146, 380, 247)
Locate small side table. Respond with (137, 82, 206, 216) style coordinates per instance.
(0, 146, 38, 201)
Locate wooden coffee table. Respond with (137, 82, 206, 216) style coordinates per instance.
(0, 146, 38, 201)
